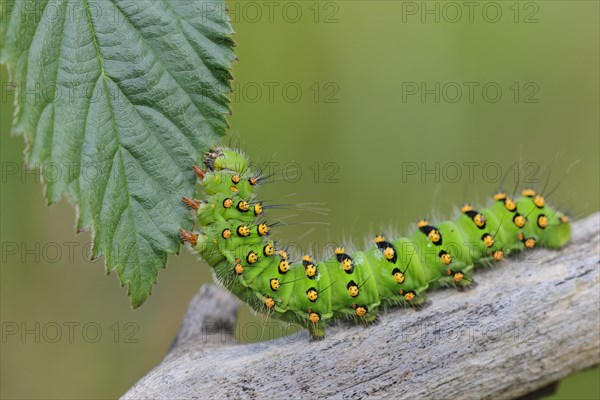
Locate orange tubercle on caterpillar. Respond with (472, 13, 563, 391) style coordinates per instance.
(269, 278, 280, 291)
(341, 258, 353, 271)
(347, 281, 359, 298)
(461, 204, 473, 213)
(493, 192, 507, 201)
(354, 306, 367, 317)
(234, 263, 244, 275)
(304, 263, 317, 278)
(428, 229, 441, 243)
(258, 223, 270, 236)
(263, 243, 275, 256)
(247, 251, 258, 264)
(237, 201, 250, 212)
(265, 296, 275, 309)
(392, 268, 405, 284)
(533, 195, 545, 208)
(439, 251, 452, 265)
(537, 215, 549, 229)
(492, 250, 504, 261)
(278, 259, 290, 274)
(504, 197, 517, 211)
(522, 188, 536, 197)
(236, 225, 251, 237)
(473, 213, 486, 228)
(383, 247, 395, 261)
(306, 288, 318, 302)
(513, 214, 526, 228)
(482, 233, 495, 248)
(402, 291, 415, 301)
(308, 310, 320, 323)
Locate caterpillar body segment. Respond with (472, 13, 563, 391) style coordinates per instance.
(181, 147, 571, 340)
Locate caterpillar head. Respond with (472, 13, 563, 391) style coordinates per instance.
(199, 147, 260, 197)
(207, 147, 249, 172)
(201, 170, 256, 197)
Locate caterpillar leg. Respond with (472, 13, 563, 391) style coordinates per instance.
(439, 264, 475, 289)
(400, 286, 428, 307)
(308, 324, 325, 341)
(357, 313, 379, 327)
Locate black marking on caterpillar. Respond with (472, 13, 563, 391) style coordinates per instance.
(374, 237, 398, 263)
(335, 248, 354, 274)
(417, 222, 443, 246)
(180, 147, 572, 340)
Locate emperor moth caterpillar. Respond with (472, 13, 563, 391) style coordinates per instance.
(180, 147, 571, 340)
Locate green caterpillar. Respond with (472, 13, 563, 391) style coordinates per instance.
(180, 147, 571, 340)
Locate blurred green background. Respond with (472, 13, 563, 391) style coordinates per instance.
(1, 1, 598, 398)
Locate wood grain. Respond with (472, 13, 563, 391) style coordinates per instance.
(123, 212, 600, 400)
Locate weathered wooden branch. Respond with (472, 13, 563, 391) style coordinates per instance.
(123, 213, 600, 400)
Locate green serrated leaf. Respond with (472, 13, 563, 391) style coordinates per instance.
(1, 0, 235, 307)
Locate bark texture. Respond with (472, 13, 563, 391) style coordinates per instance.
(123, 212, 600, 400)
